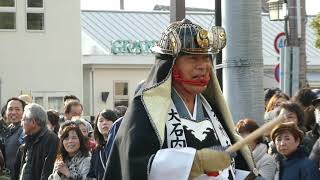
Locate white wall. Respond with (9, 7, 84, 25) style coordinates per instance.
(91, 67, 150, 115)
(0, 0, 82, 106)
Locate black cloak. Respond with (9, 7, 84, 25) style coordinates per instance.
(103, 54, 254, 180)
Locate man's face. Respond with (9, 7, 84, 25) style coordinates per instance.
(6, 100, 24, 124)
(21, 113, 35, 135)
(172, 54, 212, 95)
(71, 105, 82, 117)
(275, 130, 300, 157)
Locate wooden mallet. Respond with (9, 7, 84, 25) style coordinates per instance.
(226, 109, 287, 153)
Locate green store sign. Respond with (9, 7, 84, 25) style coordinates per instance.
(111, 40, 158, 54)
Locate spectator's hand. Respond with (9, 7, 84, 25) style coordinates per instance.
(56, 161, 71, 178)
(188, 148, 231, 180)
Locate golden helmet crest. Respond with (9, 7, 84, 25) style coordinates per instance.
(151, 18, 226, 57)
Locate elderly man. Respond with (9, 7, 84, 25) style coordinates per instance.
(12, 103, 59, 180)
(62, 100, 93, 135)
(104, 19, 254, 180)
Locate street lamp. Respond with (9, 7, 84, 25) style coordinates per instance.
(267, 0, 286, 21)
(267, 0, 299, 97)
(267, 0, 288, 93)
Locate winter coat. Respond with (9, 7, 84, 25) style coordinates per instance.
(0, 119, 8, 157)
(87, 148, 106, 180)
(12, 128, 59, 180)
(4, 124, 24, 174)
(48, 152, 91, 180)
(309, 137, 320, 168)
(305, 124, 320, 153)
(104, 117, 123, 160)
(274, 147, 320, 180)
(253, 143, 276, 180)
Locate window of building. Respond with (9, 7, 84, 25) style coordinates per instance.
(31, 92, 67, 113)
(26, 0, 44, 31)
(34, 96, 44, 106)
(0, 0, 16, 30)
(48, 96, 64, 111)
(114, 81, 129, 107)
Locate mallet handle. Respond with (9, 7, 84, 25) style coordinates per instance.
(226, 114, 285, 153)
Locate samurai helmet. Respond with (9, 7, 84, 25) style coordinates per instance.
(151, 18, 227, 57)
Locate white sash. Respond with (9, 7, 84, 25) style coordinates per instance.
(166, 94, 235, 179)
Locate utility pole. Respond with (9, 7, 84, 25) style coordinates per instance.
(299, 0, 307, 88)
(215, 0, 223, 90)
(222, 0, 264, 124)
(287, 0, 306, 95)
(170, 0, 185, 22)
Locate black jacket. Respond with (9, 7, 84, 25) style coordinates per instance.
(88, 147, 107, 180)
(309, 137, 320, 168)
(276, 147, 320, 180)
(12, 128, 59, 180)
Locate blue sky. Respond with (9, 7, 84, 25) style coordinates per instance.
(81, 0, 320, 15)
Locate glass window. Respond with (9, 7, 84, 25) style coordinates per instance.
(0, 0, 16, 30)
(0, 12, 15, 29)
(27, 13, 44, 30)
(115, 82, 128, 96)
(31, 92, 71, 113)
(34, 96, 44, 106)
(114, 81, 129, 107)
(48, 97, 63, 112)
(0, 0, 15, 7)
(27, 0, 43, 8)
(26, 0, 44, 31)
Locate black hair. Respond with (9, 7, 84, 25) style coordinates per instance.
(6, 97, 26, 110)
(47, 110, 60, 134)
(63, 95, 79, 102)
(292, 87, 316, 108)
(114, 105, 127, 117)
(93, 109, 118, 149)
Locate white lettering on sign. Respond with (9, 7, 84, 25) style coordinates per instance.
(111, 40, 158, 54)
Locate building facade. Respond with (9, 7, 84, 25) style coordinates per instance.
(0, 0, 82, 112)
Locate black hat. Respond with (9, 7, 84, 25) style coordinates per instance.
(151, 18, 226, 57)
